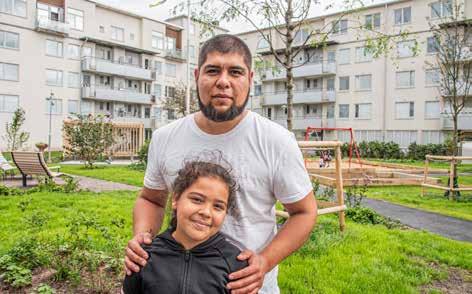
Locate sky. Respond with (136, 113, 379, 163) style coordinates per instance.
(97, 0, 393, 34)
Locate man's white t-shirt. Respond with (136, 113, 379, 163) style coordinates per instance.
(144, 111, 312, 293)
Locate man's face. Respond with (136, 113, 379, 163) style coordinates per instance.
(195, 51, 253, 122)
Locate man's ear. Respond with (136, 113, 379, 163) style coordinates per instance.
(194, 68, 199, 81)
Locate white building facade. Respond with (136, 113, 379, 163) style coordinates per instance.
(237, 0, 472, 147)
(0, 0, 206, 150)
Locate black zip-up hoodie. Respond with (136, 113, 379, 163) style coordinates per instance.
(123, 229, 248, 294)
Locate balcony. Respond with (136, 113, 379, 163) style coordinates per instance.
(262, 90, 336, 106)
(164, 49, 186, 62)
(35, 16, 69, 36)
(271, 116, 323, 130)
(441, 82, 472, 97)
(81, 57, 154, 81)
(82, 86, 154, 105)
(262, 62, 336, 81)
(441, 112, 472, 130)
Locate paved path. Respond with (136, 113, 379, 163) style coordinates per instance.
(362, 198, 472, 243)
(2, 174, 139, 192)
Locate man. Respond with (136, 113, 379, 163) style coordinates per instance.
(125, 34, 317, 294)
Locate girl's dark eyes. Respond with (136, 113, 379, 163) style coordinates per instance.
(190, 197, 203, 203)
(214, 204, 225, 211)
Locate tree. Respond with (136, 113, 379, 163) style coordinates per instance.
(164, 81, 199, 116)
(63, 114, 114, 168)
(3, 108, 30, 151)
(426, 2, 471, 199)
(165, 0, 408, 132)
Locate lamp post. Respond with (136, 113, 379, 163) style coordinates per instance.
(185, 0, 191, 115)
(46, 92, 54, 163)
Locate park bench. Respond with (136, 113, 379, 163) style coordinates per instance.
(11, 151, 62, 187)
(0, 153, 16, 179)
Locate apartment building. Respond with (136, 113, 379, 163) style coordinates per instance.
(0, 0, 205, 150)
(238, 0, 472, 147)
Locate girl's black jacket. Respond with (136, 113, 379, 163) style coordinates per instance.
(123, 229, 248, 294)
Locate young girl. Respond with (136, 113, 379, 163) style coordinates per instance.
(123, 160, 247, 294)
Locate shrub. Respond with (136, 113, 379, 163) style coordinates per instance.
(138, 139, 151, 165)
(346, 207, 402, 229)
(3, 108, 30, 151)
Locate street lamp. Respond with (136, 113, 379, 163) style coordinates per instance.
(46, 92, 54, 163)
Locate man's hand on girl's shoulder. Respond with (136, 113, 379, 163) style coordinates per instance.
(227, 250, 269, 294)
(124, 232, 153, 276)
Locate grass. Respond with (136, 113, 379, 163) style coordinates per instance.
(60, 165, 144, 187)
(365, 185, 472, 221)
(2, 151, 64, 164)
(366, 158, 472, 173)
(1, 190, 471, 293)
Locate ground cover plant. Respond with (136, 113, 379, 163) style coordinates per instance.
(59, 165, 144, 187)
(1, 186, 471, 293)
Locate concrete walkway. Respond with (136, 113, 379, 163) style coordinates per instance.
(362, 198, 472, 243)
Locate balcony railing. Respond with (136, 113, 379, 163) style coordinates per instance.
(82, 86, 154, 104)
(262, 61, 336, 81)
(35, 16, 69, 35)
(164, 49, 186, 61)
(81, 57, 154, 81)
(441, 112, 472, 130)
(261, 89, 336, 106)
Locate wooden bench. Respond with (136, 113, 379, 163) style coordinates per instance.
(11, 152, 62, 187)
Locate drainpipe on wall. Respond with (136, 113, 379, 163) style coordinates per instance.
(382, 3, 389, 142)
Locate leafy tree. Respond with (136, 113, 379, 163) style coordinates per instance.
(3, 108, 30, 151)
(63, 114, 114, 168)
(426, 2, 472, 199)
(164, 81, 199, 116)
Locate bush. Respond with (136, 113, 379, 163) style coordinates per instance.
(346, 207, 402, 229)
(138, 139, 151, 165)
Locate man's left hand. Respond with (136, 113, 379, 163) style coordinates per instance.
(227, 250, 269, 294)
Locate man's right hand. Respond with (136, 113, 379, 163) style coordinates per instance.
(124, 232, 153, 275)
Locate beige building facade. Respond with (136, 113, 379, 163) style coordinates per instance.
(0, 0, 208, 150)
(237, 0, 472, 147)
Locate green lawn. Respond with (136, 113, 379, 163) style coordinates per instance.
(60, 165, 144, 187)
(366, 158, 472, 173)
(0, 190, 471, 293)
(366, 186, 472, 221)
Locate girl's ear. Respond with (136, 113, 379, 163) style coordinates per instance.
(171, 197, 177, 210)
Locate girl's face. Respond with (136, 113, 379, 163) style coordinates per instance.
(172, 176, 230, 249)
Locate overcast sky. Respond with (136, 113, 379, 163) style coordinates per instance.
(97, 0, 392, 33)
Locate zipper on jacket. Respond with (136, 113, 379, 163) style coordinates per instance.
(182, 250, 191, 294)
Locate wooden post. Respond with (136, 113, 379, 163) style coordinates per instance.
(422, 157, 430, 197)
(449, 159, 455, 201)
(334, 145, 345, 232)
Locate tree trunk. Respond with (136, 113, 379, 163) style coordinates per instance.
(285, 0, 294, 132)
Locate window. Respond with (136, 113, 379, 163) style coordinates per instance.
(339, 104, 349, 118)
(45, 98, 62, 114)
(68, 100, 79, 114)
(305, 79, 320, 90)
(425, 69, 440, 86)
(68, 8, 83, 30)
(152, 31, 164, 49)
(327, 78, 335, 91)
(257, 38, 269, 50)
(46, 40, 63, 57)
(111, 26, 124, 42)
(99, 25, 105, 33)
(0, 30, 19, 49)
(327, 104, 335, 118)
(396, 71, 415, 88)
(427, 36, 439, 53)
(153, 84, 162, 97)
(165, 63, 176, 77)
(0, 0, 26, 17)
(394, 7, 411, 25)
(425, 101, 440, 119)
(355, 74, 372, 91)
(397, 40, 416, 58)
(339, 76, 350, 91)
(338, 48, 350, 64)
(254, 84, 262, 96)
(333, 19, 348, 34)
(80, 101, 92, 115)
(294, 29, 309, 44)
(355, 47, 373, 62)
(154, 61, 162, 75)
(189, 45, 195, 58)
(327, 51, 336, 63)
(166, 37, 176, 51)
(355, 103, 372, 119)
(165, 86, 176, 98)
(144, 107, 151, 118)
(67, 44, 80, 59)
(365, 13, 381, 29)
(430, 0, 452, 19)
(130, 33, 135, 41)
(68, 72, 80, 88)
(0, 62, 18, 81)
(423, 131, 444, 144)
(46, 69, 63, 86)
(0, 94, 18, 112)
(189, 22, 195, 35)
(395, 102, 414, 119)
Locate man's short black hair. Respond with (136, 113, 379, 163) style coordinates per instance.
(198, 34, 252, 70)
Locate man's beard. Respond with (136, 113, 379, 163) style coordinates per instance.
(197, 87, 250, 122)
